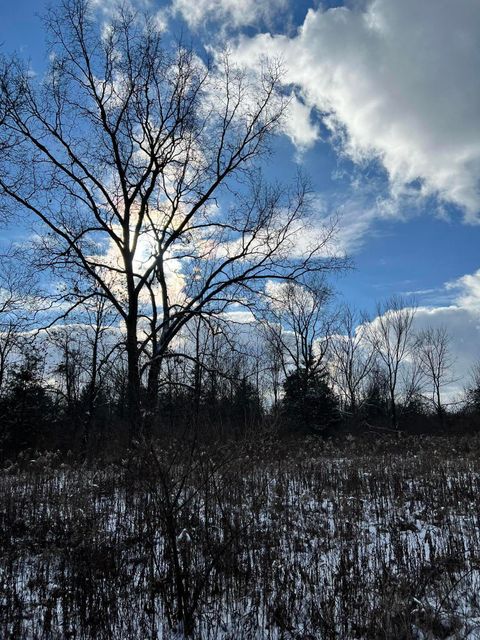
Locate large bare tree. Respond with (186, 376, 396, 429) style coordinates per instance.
(0, 0, 340, 434)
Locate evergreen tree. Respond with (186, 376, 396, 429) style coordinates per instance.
(282, 367, 339, 435)
(1, 352, 55, 453)
(230, 377, 263, 433)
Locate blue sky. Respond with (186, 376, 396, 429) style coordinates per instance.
(2, 0, 480, 392)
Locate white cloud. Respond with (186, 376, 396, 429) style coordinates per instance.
(91, 0, 152, 15)
(171, 0, 288, 31)
(447, 269, 480, 309)
(308, 177, 422, 255)
(232, 0, 480, 220)
(284, 93, 320, 151)
(326, 193, 404, 254)
(91, 0, 168, 33)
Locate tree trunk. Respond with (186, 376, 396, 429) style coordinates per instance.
(390, 388, 398, 430)
(82, 324, 100, 455)
(145, 354, 161, 435)
(126, 315, 141, 440)
(436, 385, 444, 427)
(349, 388, 357, 417)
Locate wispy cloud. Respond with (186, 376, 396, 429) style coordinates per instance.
(171, 0, 288, 32)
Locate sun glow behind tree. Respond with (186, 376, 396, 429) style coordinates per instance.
(0, 0, 342, 435)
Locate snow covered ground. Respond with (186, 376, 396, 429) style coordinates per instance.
(1, 436, 480, 639)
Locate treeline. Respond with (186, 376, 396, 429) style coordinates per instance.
(1, 282, 479, 458)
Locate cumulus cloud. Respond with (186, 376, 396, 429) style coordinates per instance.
(447, 269, 480, 309)
(232, 0, 480, 220)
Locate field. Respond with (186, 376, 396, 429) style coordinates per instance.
(1, 435, 480, 639)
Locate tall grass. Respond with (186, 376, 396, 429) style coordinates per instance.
(1, 435, 480, 639)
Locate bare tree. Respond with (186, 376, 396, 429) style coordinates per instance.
(367, 297, 416, 429)
(259, 278, 334, 381)
(464, 361, 480, 413)
(415, 326, 454, 423)
(0, 279, 22, 395)
(79, 294, 121, 444)
(401, 352, 426, 412)
(259, 320, 285, 408)
(329, 306, 376, 417)
(176, 316, 264, 437)
(0, 251, 39, 394)
(48, 325, 84, 412)
(0, 0, 340, 435)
